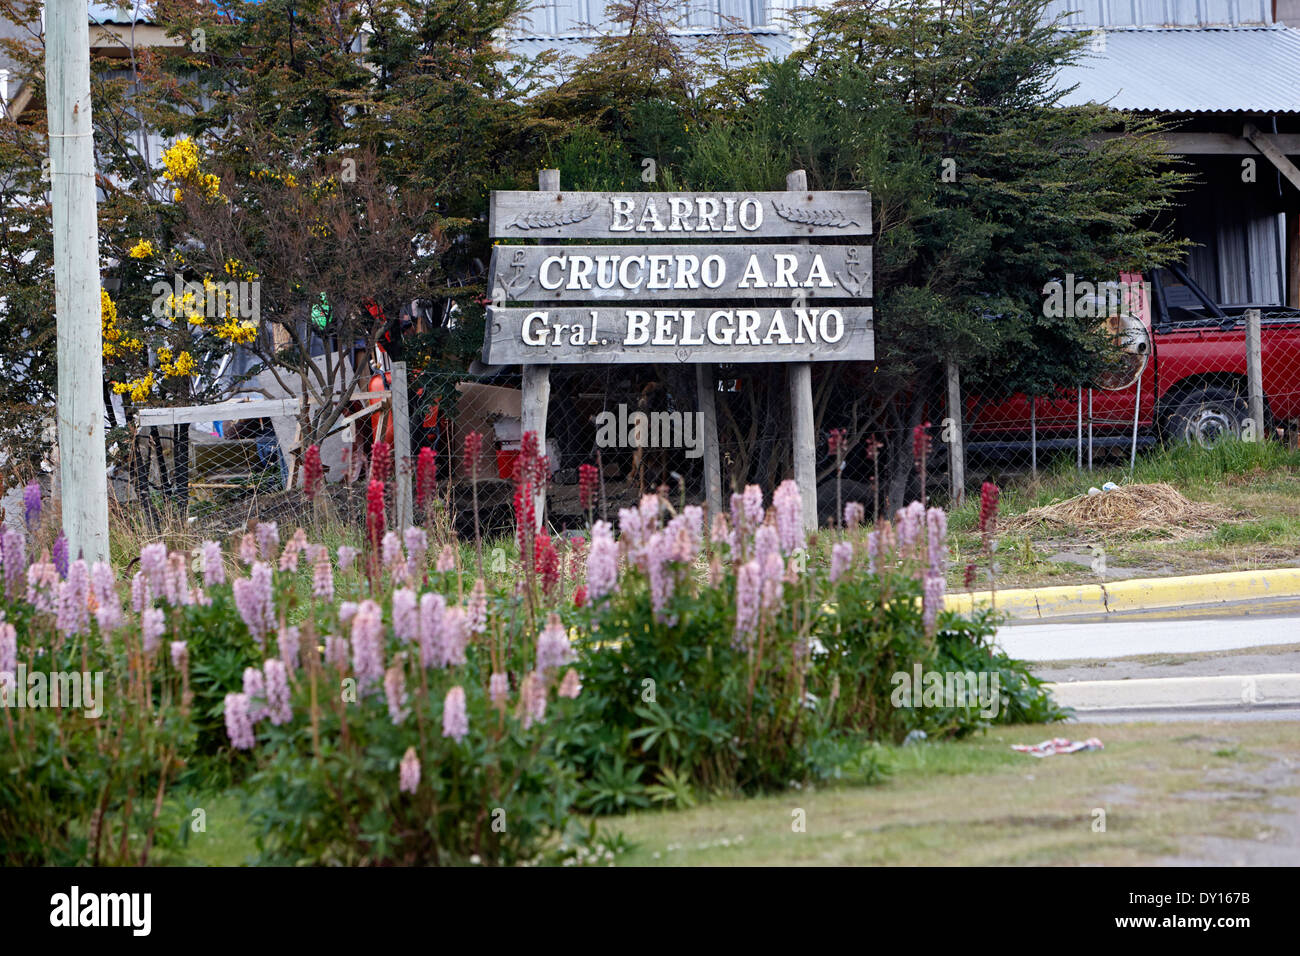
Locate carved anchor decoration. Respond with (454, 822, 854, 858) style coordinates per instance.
(496, 248, 535, 300)
(835, 247, 869, 298)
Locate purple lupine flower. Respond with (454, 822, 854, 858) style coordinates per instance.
(55, 559, 90, 637)
(417, 592, 445, 669)
(727, 491, 746, 553)
(238, 533, 257, 566)
(535, 612, 573, 673)
(337, 545, 358, 572)
(384, 663, 408, 724)
(201, 540, 225, 587)
(338, 600, 359, 627)
(278, 625, 300, 672)
(733, 559, 762, 649)
(224, 693, 255, 749)
(439, 606, 468, 667)
(830, 541, 853, 583)
(922, 570, 946, 635)
(23, 481, 41, 530)
(164, 552, 192, 607)
(311, 545, 333, 600)
(896, 501, 925, 557)
(442, 686, 469, 741)
(170, 640, 188, 670)
(278, 530, 306, 574)
(754, 524, 781, 568)
(0, 621, 16, 678)
(255, 521, 279, 561)
(404, 527, 428, 580)
(467, 578, 487, 634)
(264, 658, 292, 725)
(926, 506, 948, 577)
(141, 607, 165, 655)
(26, 561, 59, 613)
(760, 550, 785, 611)
(52, 532, 69, 579)
(350, 599, 384, 693)
(91, 561, 122, 634)
(391, 588, 418, 643)
(681, 505, 705, 542)
(130, 570, 151, 613)
(773, 479, 804, 555)
(645, 531, 678, 623)
(381, 531, 403, 570)
(710, 511, 729, 548)
(489, 672, 508, 708)
(617, 505, 645, 551)
(844, 502, 865, 529)
(435, 544, 455, 574)
(586, 521, 618, 601)
(399, 746, 420, 794)
(243, 665, 267, 722)
(518, 672, 547, 730)
(1, 529, 26, 597)
(558, 668, 582, 699)
(140, 542, 167, 593)
(324, 634, 349, 671)
(232, 562, 274, 645)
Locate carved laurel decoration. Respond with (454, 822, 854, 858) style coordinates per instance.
(772, 201, 860, 229)
(508, 200, 599, 231)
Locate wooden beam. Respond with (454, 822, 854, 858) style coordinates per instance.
(787, 169, 819, 533)
(136, 397, 302, 428)
(1089, 131, 1300, 156)
(1243, 124, 1300, 194)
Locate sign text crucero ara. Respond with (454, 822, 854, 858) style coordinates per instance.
(483, 190, 873, 365)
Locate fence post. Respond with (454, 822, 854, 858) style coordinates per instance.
(946, 358, 965, 505)
(1245, 307, 1265, 441)
(786, 169, 818, 532)
(521, 168, 559, 531)
(391, 360, 413, 531)
(696, 363, 723, 518)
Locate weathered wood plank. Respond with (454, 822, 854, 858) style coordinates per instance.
(136, 397, 302, 427)
(489, 190, 872, 239)
(489, 243, 872, 302)
(483, 306, 873, 365)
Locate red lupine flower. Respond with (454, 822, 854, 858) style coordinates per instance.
(371, 441, 391, 483)
(864, 436, 883, 460)
(534, 533, 560, 595)
(912, 423, 932, 469)
(415, 447, 437, 508)
(573, 585, 587, 608)
(978, 481, 1000, 535)
(513, 482, 535, 553)
(827, 428, 848, 456)
(463, 431, 484, 478)
(367, 479, 386, 549)
(303, 444, 323, 501)
(964, 563, 976, 589)
(578, 463, 599, 511)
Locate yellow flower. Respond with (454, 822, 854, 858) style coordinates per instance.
(161, 138, 200, 184)
(172, 351, 197, 376)
(173, 188, 184, 202)
(128, 239, 156, 259)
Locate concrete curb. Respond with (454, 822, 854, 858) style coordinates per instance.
(1045, 673, 1300, 710)
(945, 567, 1300, 621)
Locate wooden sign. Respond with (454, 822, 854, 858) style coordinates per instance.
(490, 244, 872, 303)
(489, 191, 873, 239)
(483, 306, 873, 365)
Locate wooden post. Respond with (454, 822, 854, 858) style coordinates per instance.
(786, 170, 818, 532)
(1245, 307, 1265, 440)
(696, 363, 723, 518)
(1030, 396, 1037, 478)
(946, 359, 965, 505)
(522, 168, 559, 531)
(45, 0, 110, 563)
(391, 361, 413, 530)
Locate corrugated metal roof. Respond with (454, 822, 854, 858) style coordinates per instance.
(1043, 0, 1272, 29)
(504, 29, 793, 63)
(88, 3, 156, 25)
(1053, 25, 1300, 112)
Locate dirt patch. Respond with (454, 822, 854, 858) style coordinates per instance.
(1003, 483, 1234, 539)
(1033, 646, 1300, 683)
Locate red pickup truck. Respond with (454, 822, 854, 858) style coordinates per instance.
(966, 266, 1300, 454)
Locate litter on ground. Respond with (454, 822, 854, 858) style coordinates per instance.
(1011, 737, 1104, 757)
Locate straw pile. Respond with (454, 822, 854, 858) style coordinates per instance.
(1001, 482, 1233, 539)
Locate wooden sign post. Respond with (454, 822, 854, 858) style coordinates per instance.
(487, 173, 873, 529)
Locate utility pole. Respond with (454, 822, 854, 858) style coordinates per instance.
(45, 0, 110, 564)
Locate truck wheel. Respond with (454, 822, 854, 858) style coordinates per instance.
(1165, 386, 1250, 446)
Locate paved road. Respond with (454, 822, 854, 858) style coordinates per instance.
(995, 612, 1300, 663)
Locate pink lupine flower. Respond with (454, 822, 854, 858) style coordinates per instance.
(91, 561, 122, 634)
(442, 685, 469, 742)
(558, 668, 582, 699)
(681, 505, 705, 542)
(586, 521, 618, 601)
(264, 658, 292, 725)
(403, 527, 428, 580)
(0, 621, 16, 678)
(733, 559, 762, 649)
(518, 672, 546, 730)
(844, 502, 865, 529)
(170, 640, 188, 670)
(255, 521, 279, 561)
(867, 530, 881, 574)
(741, 484, 764, 528)
(638, 493, 662, 534)
(338, 601, 359, 627)
(26, 561, 58, 614)
(399, 747, 420, 794)
(391, 588, 418, 643)
(164, 551, 192, 607)
(773, 479, 804, 555)
(279, 528, 308, 573)
(645, 532, 678, 623)
(489, 672, 508, 708)
(140, 542, 167, 594)
(278, 625, 300, 672)
(142, 607, 165, 655)
(760, 551, 785, 611)
(830, 541, 853, 583)
(709, 511, 729, 547)
(224, 693, 255, 750)
(754, 524, 781, 568)
(238, 532, 257, 566)
(311, 545, 333, 600)
(130, 570, 151, 613)
(232, 561, 275, 645)
(381, 531, 403, 571)
(384, 663, 408, 724)
(617, 505, 645, 551)
(243, 665, 267, 722)
(56, 559, 90, 637)
(201, 540, 225, 586)
(896, 501, 925, 557)
(324, 634, 349, 671)
(535, 612, 573, 673)
(922, 570, 946, 635)
(350, 599, 385, 692)
(440, 607, 469, 667)
(1, 529, 27, 597)
(926, 507, 948, 576)
(418, 592, 445, 669)
(467, 579, 487, 634)
(337, 545, 358, 572)
(435, 543, 456, 573)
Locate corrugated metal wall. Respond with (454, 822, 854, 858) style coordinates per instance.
(514, 0, 783, 36)
(1042, 0, 1272, 28)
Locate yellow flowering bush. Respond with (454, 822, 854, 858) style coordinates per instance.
(162, 138, 221, 202)
(101, 290, 142, 360)
(127, 239, 156, 259)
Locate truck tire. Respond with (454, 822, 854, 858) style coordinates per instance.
(1165, 385, 1250, 447)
